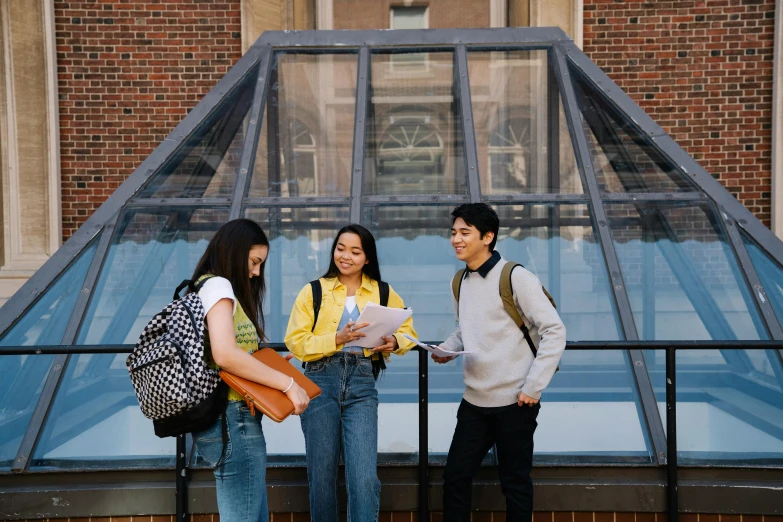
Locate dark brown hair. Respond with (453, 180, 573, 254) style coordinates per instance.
(192, 219, 270, 341)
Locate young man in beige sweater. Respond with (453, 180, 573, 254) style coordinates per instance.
(433, 203, 566, 522)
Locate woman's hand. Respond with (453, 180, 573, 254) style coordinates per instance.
(285, 381, 310, 415)
(335, 321, 369, 346)
(372, 335, 398, 353)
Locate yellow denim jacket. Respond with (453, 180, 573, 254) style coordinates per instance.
(284, 274, 417, 363)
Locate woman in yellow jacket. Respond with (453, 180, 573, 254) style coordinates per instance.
(285, 224, 416, 522)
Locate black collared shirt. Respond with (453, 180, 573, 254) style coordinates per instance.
(465, 250, 501, 279)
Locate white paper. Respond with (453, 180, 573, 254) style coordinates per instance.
(401, 334, 473, 358)
(344, 302, 413, 348)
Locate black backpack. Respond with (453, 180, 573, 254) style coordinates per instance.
(127, 277, 227, 438)
(308, 279, 390, 379)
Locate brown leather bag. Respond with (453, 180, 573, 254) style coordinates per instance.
(219, 348, 321, 422)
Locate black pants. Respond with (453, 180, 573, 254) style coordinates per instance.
(443, 399, 539, 522)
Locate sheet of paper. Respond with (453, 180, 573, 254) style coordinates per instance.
(344, 302, 413, 348)
(401, 334, 473, 358)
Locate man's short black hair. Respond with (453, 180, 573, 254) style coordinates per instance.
(451, 203, 499, 251)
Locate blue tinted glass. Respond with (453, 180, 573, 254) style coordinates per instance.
(0, 355, 54, 470)
(137, 63, 259, 199)
(742, 231, 783, 323)
(0, 239, 98, 347)
(76, 207, 229, 345)
(495, 204, 621, 341)
(607, 203, 765, 340)
(30, 353, 173, 469)
(644, 349, 783, 465)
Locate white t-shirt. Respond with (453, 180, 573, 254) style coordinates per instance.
(198, 277, 237, 317)
(345, 295, 357, 313)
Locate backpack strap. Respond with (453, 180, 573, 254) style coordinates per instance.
(500, 262, 538, 358)
(451, 269, 467, 318)
(309, 280, 322, 333)
(174, 275, 214, 301)
(378, 280, 390, 307)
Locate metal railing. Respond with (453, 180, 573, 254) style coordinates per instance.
(2, 339, 783, 521)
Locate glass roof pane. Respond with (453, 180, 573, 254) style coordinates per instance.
(76, 207, 229, 344)
(363, 52, 467, 196)
(645, 348, 783, 465)
(607, 202, 765, 340)
(248, 53, 357, 198)
(741, 230, 783, 322)
(570, 67, 695, 193)
(30, 352, 173, 470)
(0, 354, 54, 470)
(244, 206, 350, 342)
(469, 50, 583, 194)
(0, 237, 98, 347)
(495, 204, 621, 340)
(136, 63, 260, 199)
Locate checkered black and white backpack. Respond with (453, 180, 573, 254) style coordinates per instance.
(127, 277, 226, 438)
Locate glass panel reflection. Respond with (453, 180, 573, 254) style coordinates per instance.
(31, 353, 173, 469)
(607, 203, 765, 340)
(645, 349, 783, 464)
(364, 205, 459, 458)
(137, 63, 259, 199)
(495, 204, 620, 340)
(0, 355, 54, 470)
(570, 67, 694, 193)
(0, 238, 98, 347)
(364, 52, 467, 196)
(249, 53, 357, 198)
(742, 230, 783, 326)
(77, 207, 229, 344)
(469, 50, 583, 194)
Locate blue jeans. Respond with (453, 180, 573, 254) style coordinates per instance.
(301, 352, 381, 522)
(193, 400, 269, 522)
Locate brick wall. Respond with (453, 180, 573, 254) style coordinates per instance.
(10, 513, 783, 521)
(55, 0, 243, 240)
(583, 0, 777, 226)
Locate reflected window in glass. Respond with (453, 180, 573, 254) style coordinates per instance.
(249, 53, 357, 198)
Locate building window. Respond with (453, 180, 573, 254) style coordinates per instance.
(390, 6, 428, 30)
(390, 6, 429, 70)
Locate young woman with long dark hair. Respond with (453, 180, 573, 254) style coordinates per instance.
(285, 224, 417, 522)
(191, 218, 310, 522)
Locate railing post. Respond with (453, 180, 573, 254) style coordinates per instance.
(666, 347, 678, 522)
(176, 433, 188, 522)
(418, 347, 429, 518)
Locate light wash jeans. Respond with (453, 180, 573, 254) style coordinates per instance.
(193, 400, 269, 522)
(301, 351, 381, 522)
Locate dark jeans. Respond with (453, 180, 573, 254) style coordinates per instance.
(443, 399, 540, 522)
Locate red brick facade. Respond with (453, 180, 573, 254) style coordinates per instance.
(583, 0, 777, 226)
(53, 1, 779, 238)
(55, 0, 243, 240)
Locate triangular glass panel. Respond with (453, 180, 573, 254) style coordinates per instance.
(0, 354, 54, 470)
(606, 202, 765, 340)
(136, 63, 260, 199)
(468, 50, 584, 194)
(0, 236, 99, 347)
(248, 52, 358, 198)
(76, 206, 229, 345)
(742, 230, 783, 322)
(570, 65, 695, 193)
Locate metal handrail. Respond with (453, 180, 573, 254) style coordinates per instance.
(3, 340, 783, 521)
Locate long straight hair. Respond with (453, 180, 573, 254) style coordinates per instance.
(192, 219, 270, 341)
(322, 224, 382, 283)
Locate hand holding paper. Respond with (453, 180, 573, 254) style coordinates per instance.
(401, 334, 473, 358)
(343, 302, 413, 348)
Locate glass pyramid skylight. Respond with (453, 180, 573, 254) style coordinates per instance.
(1, 28, 782, 474)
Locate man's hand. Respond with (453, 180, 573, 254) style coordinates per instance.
(517, 392, 539, 407)
(431, 351, 456, 364)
